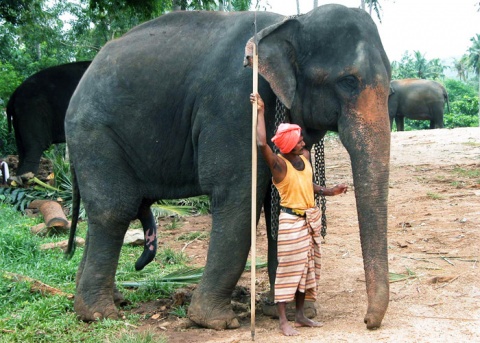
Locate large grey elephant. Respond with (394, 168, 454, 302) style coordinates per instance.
(65, 5, 391, 330)
(7, 61, 91, 176)
(388, 78, 450, 131)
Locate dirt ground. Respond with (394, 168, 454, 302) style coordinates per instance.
(10, 128, 479, 342)
(126, 127, 479, 343)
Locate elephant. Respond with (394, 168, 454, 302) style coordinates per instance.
(388, 78, 450, 131)
(6, 61, 91, 176)
(65, 4, 391, 331)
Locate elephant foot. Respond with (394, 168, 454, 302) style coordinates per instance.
(187, 292, 240, 330)
(74, 288, 124, 322)
(74, 297, 120, 321)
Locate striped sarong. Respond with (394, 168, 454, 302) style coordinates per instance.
(274, 207, 322, 303)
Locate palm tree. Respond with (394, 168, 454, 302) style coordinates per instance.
(360, 0, 382, 20)
(412, 50, 429, 79)
(467, 34, 480, 125)
(427, 58, 445, 80)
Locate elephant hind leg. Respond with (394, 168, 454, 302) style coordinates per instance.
(395, 116, 404, 131)
(74, 213, 130, 321)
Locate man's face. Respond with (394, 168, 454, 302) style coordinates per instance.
(289, 135, 305, 154)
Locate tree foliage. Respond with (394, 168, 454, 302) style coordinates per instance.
(391, 51, 446, 80)
(0, 0, 254, 157)
(0, 0, 252, 104)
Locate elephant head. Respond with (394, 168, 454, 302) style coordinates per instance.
(246, 5, 391, 329)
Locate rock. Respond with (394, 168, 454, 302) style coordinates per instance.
(124, 229, 144, 246)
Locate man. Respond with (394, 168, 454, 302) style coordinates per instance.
(250, 93, 347, 336)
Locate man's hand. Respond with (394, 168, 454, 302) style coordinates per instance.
(333, 184, 348, 195)
(250, 93, 264, 113)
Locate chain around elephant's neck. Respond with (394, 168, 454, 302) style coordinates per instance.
(270, 98, 327, 240)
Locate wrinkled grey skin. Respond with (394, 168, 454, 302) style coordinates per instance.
(65, 5, 391, 330)
(388, 78, 450, 131)
(6, 62, 91, 176)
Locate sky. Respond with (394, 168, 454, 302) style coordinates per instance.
(251, 0, 479, 64)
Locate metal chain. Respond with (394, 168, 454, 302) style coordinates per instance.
(270, 98, 287, 240)
(313, 140, 328, 238)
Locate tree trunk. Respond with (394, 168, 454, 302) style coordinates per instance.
(313, 0, 318, 8)
(28, 200, 69, 229)
(296, 0, 300, 14)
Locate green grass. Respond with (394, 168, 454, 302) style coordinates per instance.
(164, 217, 182, 230)
(0, 203, 195, 342)
(169, 305, 188, 318)
(426, 192, 444, 200)
(453, 167, 480, 179)
(177, 231, 209, 241)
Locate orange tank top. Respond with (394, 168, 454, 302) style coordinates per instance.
(273, 155, 314, 210)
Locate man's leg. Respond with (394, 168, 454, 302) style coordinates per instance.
(294, 291, 324, 328)
(277, 301, 299, 336)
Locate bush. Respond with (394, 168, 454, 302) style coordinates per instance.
(0, 110, 16, 156)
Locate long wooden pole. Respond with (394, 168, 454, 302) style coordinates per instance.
(250, 12, 259, 342)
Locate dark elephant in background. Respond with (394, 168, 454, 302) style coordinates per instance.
(388, 78, 450, 131)
(65, 5, 391, 330)
(7, 61, 91, 176)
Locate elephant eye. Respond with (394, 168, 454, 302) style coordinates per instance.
(338, 75, 359, 93)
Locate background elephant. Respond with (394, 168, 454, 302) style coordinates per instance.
(65, 4, 391, 330)
(7, 61, 91, 176)
(388, 78, 450, 131)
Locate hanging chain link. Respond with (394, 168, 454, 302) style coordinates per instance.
(313, 140, 328, 238)
(270, 98, 287, 240)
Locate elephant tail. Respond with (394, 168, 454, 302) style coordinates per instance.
(134, 204, 158, 271)
(65, 162, 80, 260)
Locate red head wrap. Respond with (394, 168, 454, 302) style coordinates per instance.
(271, 123, 302, 154)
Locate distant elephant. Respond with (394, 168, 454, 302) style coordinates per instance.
(65, 5, 391, 330)
(7, 61, 91, 176)
(388, 79, 450, 131)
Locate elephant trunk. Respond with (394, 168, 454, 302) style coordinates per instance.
(338, 85, 391, 329)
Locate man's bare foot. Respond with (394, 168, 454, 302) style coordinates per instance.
(280, 321, 300, 336)
(294, 317, 324, 328)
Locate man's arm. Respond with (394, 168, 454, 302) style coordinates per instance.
(313, 183, 348, 196)
(250, 93, 286, 183)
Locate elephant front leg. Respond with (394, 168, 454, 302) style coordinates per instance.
(188, 200, 252, 330)
(74, 221, 127, 321)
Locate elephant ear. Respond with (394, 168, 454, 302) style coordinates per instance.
(389, 86, 395, 95)
(244, 18, 301, 109)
